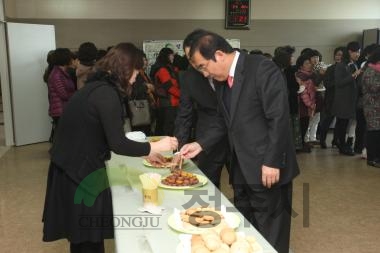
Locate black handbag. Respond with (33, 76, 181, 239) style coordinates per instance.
(128, 99, 151, 127)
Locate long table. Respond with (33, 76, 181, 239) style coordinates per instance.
(106, 152, 277, 253)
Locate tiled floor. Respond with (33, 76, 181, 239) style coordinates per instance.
(0, 138, 379, 253)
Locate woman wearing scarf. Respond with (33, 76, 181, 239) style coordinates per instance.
(296, 54, 317, 153)
(362, 48, 380, 167)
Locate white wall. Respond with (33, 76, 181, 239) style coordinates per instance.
(0, 0, 4, 20)
(4, 0, 380, 20)
(7, 23, 55, 146)
(0, 0, 15, 145)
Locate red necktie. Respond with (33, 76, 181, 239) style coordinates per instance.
(227, 75, 234, 88)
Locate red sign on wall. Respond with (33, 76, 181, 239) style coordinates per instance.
(225, 0, 250, 29)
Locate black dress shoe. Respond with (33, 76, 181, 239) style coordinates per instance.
(297, 145, 311, 153)
(339, 146, 355, 156)
(320, 140, 327, 149)
(346, 137, 354, 147)
(367, 160, 380, 168)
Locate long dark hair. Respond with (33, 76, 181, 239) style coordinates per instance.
(273, 45, 295, 69)
(94, 42, 139, 95)
(343, 41, 361, 63)
(367, 48, 380, 64)
(156, 48, 174, 65)
(43, 50, 56, 83)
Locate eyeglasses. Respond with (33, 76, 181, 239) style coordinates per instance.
(195, 60, 211, 72)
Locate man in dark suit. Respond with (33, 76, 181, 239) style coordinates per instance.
(174, 30, 229, 188)
(181, 30, 300, 253)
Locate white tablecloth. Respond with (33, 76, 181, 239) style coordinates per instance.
(106, 152, 277, 253)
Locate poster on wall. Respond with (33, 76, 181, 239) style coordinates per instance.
(143, 39, 240, 73)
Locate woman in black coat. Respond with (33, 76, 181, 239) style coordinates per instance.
(42, 43, 178, 253)
(273, 46, 303, 151)
(331, 41, 361, 155)
(319, 46, 345, 148)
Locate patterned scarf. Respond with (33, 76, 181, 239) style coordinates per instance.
(368, 63, 380, 73)
(295, 69, 315, 82)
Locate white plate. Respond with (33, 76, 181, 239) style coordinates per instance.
(167, 211, 240, 234)
(175, 233, 264, 253)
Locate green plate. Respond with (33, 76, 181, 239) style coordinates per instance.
(142, 156, 188, 169)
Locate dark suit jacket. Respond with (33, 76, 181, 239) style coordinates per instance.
(331, 62, 358, 119)
(174, 67, 222, 148)
(198, 53, 300, 187)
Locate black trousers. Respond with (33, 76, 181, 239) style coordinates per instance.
(300, 116, 310, 145)
(155, 106, 177, 136)
(70, 241, 104, 253)
(366, 130, 380, 162)
(197, 138, 230, 189)
(319, 114, 335, 142)
(335, 118, 350, 148)
(354, 109, 367, 152)
(231, 153, 293, 253)
(49, 116, 60, 143)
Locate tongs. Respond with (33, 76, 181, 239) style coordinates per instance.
(170, 151, 183, 173)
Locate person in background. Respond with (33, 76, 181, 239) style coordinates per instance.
(126, 50, 155, 135)
(96, 49, 107, 61)
(140, 51, 156, 107)
(43, 50, 56, 84)
(358, 43, 378, 68)
(362, 48, 380, 167)
(150, 47, 180, 136)
(181, 30, 299, 253)
(174, 29, 230, 189)
(263, 52, 273, 60)
(319, 47, 345, 148)
(76, 42, 98, 89)
(331, 41, 361, 156)
(305, 49, 325, 144)
(47, 48, 76, 142)
(173, 53, 189, 71)
(67, 51, 79, 86)
(42, 42, 178, 253)
(273, 45, 303, 151)
(296, 54, 317, 153)
(249, 49, 263, 55)
(353, 44, 380, 157)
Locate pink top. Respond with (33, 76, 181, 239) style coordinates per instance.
(48, 66, 76, 117)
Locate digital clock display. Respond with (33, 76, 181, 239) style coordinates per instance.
(225, 0, 250, 29)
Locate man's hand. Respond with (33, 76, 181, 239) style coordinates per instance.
(145, 152, 165, 165)
(262, 165, 280, 188)
(180, 142, 203, 159)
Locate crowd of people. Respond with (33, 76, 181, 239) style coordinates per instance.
(270, 42, 380, 169)
(45, 39, 380, 167)
(42, 32, 380, 253)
